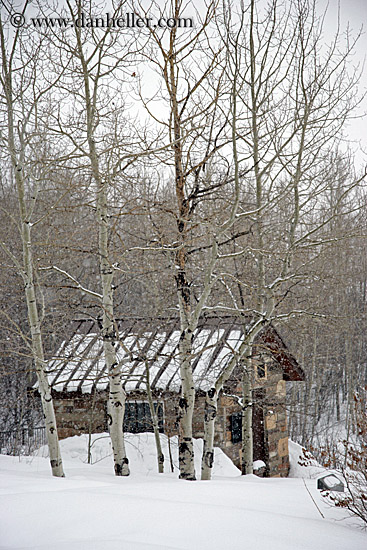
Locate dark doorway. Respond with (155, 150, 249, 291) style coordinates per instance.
(229, 388, 267, 464)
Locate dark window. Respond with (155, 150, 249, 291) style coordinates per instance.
(256, 364, 266, 378)
(230, 412, 242, 444)
(123, 401, 164, 434)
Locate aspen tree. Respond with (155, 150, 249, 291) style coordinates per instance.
(40, 0, 142, 476)
(0, 10, 64, 476)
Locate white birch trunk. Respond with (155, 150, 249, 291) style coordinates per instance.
(152, 412, 165, 474)
(177, 327, 196, 480)
(200, 337, 258, 480)
(12, 155, 64, 479)
(150, 0, 230, 481)
(201, 388, 217, 480)
(96, 144, 129, 477)
(73, 23, 129, 476)
(145, 362, 164, 473)
(0, 22, 64, 477)
(22, 227, 64, 478)
(241, 369, 253, 475)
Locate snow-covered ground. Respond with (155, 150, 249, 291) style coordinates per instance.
(1, 434, 366, 550)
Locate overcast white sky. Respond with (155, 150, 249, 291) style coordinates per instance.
(1, 0, 365, 168)
(322, 0, 366, 168)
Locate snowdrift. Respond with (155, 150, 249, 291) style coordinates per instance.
(35, 432, 241, 477)
(1, 436, 367, 550)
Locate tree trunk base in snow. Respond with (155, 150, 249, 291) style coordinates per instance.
(114, 458, 130, 477)
(50, 459, 65, 477)
(179, 439, 196, 480)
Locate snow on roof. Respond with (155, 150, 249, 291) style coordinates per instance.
(45, 317, 303, 394)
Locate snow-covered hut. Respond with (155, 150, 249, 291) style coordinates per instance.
(44, 316, 304, 477)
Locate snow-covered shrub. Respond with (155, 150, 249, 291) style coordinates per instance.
(321, 392, 367, 526)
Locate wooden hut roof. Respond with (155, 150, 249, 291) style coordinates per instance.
(45, 316, 304, 394)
